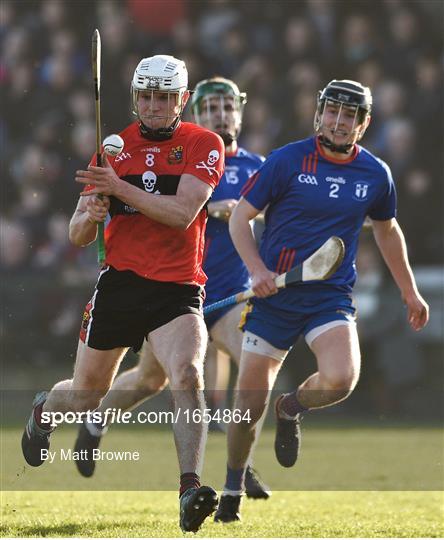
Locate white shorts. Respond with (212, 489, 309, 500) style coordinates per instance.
(242, 319, 355, 361)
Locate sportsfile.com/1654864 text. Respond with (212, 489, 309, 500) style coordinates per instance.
(41, 408, 251, 428)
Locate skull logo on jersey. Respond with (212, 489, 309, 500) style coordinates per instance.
(142, 171, 157, 192)
(207, 150, 220, 166)
(195, 149, 220, 176)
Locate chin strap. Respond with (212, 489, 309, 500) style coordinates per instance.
(219, 132, 235, 145)
(318, 135, 354, 155)
(139, 117, 180, 141)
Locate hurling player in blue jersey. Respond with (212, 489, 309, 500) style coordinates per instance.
(193, 77, 270, 499)
(72, 77, 270, 499)
(214, 79, 429, 522)
(193, 78, 263, 418)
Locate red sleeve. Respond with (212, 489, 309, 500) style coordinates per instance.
(183, 130, 225, 189)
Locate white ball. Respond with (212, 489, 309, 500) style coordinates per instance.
(103, 134, 124, 156)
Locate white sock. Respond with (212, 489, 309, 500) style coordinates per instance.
(222, 488, 244, 497)
(85, 421, 108, 437)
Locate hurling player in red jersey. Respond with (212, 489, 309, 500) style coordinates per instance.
(21, 55, 224, 533)
(71, 78, 271, 502)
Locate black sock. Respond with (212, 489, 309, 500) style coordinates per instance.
(34, 402, 53, 431)
(279, 392, 308, 418)
(179, 472, 201, 497)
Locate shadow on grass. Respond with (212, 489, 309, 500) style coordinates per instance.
(1, 520, 160, 538)
(2, 524, 83, 537)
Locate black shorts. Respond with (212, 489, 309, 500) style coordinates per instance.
(79, 266, 204, 352)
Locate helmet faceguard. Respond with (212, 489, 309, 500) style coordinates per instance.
(191, 77, 247, 145)
(131, 55, 188, 141)
(314, 79, 372, 153)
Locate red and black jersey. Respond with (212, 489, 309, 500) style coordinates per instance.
(89, 121, 224, 285)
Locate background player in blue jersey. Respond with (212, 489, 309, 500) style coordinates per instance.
(193, 77, 270, 500)
(214, 79, 429, 522)
(193, 78, 263, 423)
(72, 77, 270, 499)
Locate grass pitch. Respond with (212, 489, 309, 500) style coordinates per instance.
(1, 425, 443, 537)
(1, 490, 443, 537)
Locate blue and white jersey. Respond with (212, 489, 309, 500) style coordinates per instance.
(241, 136, 396, 294)
(203, 147, 265, 304)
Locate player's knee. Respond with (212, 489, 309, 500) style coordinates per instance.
(150, 372, 168, 392)
(321, 369, 358, 394)
(170, 362, 203, 391)
(138, 370, 168, 393)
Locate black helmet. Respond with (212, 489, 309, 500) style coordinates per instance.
(318, 79, 372, 113)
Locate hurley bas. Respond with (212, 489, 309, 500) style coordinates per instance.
(41, 448, 140, 463)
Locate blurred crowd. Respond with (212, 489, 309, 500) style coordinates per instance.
(1, 0, 443, 408)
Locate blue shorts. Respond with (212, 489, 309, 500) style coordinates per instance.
(204, 304, 238, 331)
(204, 285, 249, 331)
(242, 284, 356, 350)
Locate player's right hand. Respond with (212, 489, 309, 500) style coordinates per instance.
(250, 267, 278, 298)
(86, 195, 110, 224)
(404, 291, 429, 331)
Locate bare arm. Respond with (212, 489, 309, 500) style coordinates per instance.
(371, 217, 429, 331)
(69, 194, 110, 247)
(75, 154, 213, 230)
(229, 197, 277, 297)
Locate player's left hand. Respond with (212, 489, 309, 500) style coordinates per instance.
(403, 291, 429, 331)
(76, 153, 121, 196)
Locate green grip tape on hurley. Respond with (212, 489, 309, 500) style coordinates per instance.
(97, 220, 105, 265)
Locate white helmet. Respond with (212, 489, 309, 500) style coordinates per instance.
(131, 55, 188, 140)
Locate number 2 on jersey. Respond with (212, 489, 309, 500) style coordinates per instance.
(329, 184, 340, 198)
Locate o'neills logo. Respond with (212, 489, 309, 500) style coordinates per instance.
(168, 145, 183, 164)
(326, 176, 346, 184)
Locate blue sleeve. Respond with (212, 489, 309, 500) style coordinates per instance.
(368, 160, 397, 220)
(240, 150, 289, 211)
